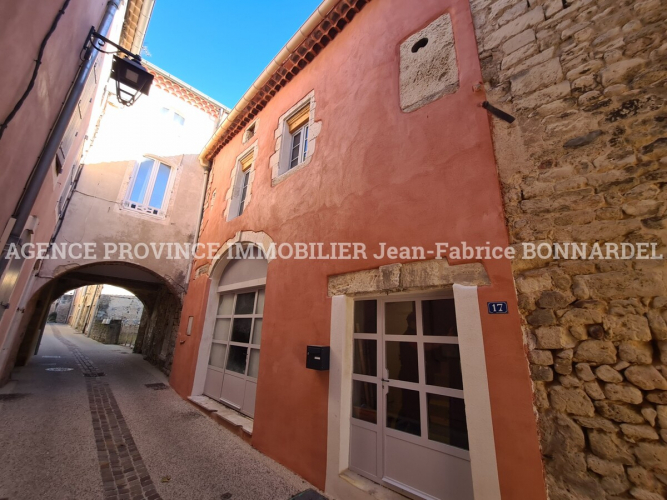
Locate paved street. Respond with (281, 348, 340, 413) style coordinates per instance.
(0, 324, 312, 500)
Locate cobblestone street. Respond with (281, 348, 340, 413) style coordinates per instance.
(0, 325, 312, 500)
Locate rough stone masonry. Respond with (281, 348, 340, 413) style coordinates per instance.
(469, 0, 667, 498)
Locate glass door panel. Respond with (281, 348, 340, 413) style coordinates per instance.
(384, 301, 416, 335)
(352, 380, 377, 424)
(424, 343, 463, 390)
(427, 393, 469, 450)
(231, 318, 252, 343)
(386, 386, 421, 436)
(353, 339, 377, 376)
(217, 294, 234, 315)
(208, 343, 227, 369)
(213, 319, 231, 341)
(226, 345, 248, 374)
(385, 341, 419, 383)
(235, 292, 255, 314)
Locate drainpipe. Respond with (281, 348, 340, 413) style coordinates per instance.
(0, 0, 120, 279)
(185, 157, 211, 288)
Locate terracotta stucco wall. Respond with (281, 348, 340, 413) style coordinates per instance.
(170, 0, 546, 495)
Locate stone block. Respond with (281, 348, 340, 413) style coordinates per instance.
(597, 365, 624, 383)
(399, 13, 459, 112)
(531, 365, 554, 381)
(625, 366, 667, 391)
(536, 326, 577, 349)
(621, 424, 660, 442)
(511, 58, 564, 95)
(619, 341, 654, 364)
(600, 59, 647, 87)
(576, 363, 596, 381)
(604, 383, 644, 405)
(595, 400, 645, 424)
(584, 380, 606, 400)
(635, 443, 667, 474)
(486, 8, 545, 50)
(577, 271, 667, 300)
(550, 386, 595, 416)
(574, 340, 617, 364)
(529, 349, 554, 365)
(588, 429, 635, 464)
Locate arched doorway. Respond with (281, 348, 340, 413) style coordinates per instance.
(198, 245, 268, 418)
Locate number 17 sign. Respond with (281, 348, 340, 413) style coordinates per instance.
(487, 301, 508, 314)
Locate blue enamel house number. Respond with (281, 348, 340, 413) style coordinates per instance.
(487, 301, 508, 314)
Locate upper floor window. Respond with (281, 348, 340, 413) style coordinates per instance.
(243, 121, 257, 143)
(123, 157, 173, 217)
(286, 105, 309, 169)
(160, 107, 185, 126)
(270, 93, 320, 184)
(227, 148, 256, 221)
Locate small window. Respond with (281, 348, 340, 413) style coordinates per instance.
(243, 122, 256, 143)
(123, 157, 173, 216)
(286, 104, 310, 170)
(160, 107, 185, 126)
(228, 151, 254, 220)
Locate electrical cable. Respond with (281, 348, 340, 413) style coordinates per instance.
(0, 0, 71, 141)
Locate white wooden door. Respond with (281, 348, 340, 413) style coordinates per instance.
(350, 294, 474, 500)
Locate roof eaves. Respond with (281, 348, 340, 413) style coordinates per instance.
(198, 0, 371, 165)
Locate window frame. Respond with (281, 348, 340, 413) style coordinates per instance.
(271, 91, 319, 184)
(288, 122, 309, 170)
(122, 156, 176, 218)
(226, 143, 257, 221)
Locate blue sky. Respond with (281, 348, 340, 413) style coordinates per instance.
(143, 0, 322, 108)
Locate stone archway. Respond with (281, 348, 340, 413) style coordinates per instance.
(1, 261, 183, 384)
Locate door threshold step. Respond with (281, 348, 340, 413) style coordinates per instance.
(188, 395, 253, 442)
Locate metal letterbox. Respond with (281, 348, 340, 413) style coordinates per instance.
(306, 345, 330, 371)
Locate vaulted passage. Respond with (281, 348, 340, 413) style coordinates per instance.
(6, 262, 184, 380)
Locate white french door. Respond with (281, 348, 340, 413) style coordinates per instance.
(203, 287, 264, 417)
(349, 294, 474, 500)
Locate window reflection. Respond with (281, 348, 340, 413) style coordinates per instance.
(352, 381, 377, 424)
(427, 394, 468, 449)
(353, 339, 377, 376)
(386, 386, 421, 436)
(423, 299, 457, 336)
(354, 300, 377, 333)
(424, 344, 463, 390)
(385, 301, 416, 335)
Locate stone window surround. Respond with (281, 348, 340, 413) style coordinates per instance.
(324, 260, 502, 500)
(242, 118, 259, 144)
(270, 90, 322, 186)
(224, 141, 259, 221)
(116, 154, 181, 224)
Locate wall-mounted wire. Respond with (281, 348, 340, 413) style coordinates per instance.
(0, 0, 72, 142)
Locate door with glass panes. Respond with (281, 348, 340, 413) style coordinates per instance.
(350, 295, 474, 500)
(203, 288, 264, 417)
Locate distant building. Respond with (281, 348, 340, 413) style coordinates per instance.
(47, 293, 73, 324)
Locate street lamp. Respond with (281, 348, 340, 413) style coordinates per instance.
(87, 27, 154, 106)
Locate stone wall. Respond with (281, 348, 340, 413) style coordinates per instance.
(470, 0, 667, 498)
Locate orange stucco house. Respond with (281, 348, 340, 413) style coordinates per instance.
(169, 0, 546, 499)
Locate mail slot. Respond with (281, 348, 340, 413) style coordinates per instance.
(306, 345, 330, 371)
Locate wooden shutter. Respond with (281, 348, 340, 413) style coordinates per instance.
(240, 151, 254, 171)
(286, 104, 310, 133)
